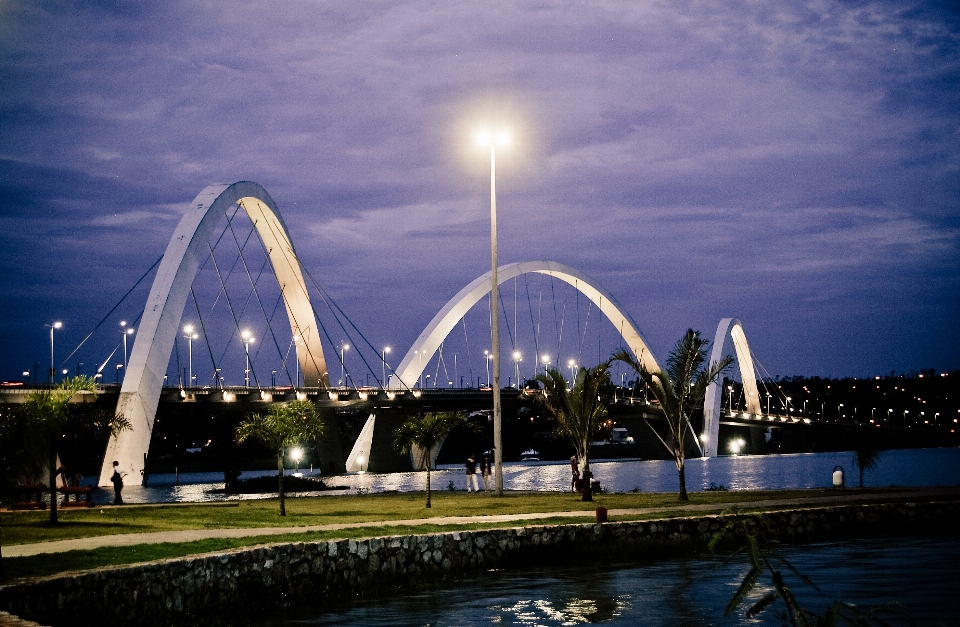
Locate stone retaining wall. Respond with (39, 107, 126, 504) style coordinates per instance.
(2, 500, 957, 627)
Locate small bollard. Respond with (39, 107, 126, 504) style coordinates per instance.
(832, 465, 844, 490)
(595, 506, 608, 523)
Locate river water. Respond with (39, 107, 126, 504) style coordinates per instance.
(94, 447, 960, 505)
(257, 535, 958, 626)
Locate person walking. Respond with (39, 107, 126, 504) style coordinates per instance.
(465, 454, 480, 493)
(110, 460, 127, 505)
(570, 455, 580, 492)
(481, 454, 493, 492)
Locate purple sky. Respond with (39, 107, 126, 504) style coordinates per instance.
(1, 1, 958, 384)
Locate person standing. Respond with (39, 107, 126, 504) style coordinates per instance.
(111, 460, 127, 505)
(481, 455, 493, 492)
(570, 455, 580, 492)
(465, 454, 479, 493)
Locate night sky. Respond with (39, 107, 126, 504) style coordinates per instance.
(1, 1, 958, 384)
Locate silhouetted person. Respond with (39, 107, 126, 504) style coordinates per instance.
(111, 460, 127, 505)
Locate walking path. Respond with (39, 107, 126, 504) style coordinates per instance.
(6, 487, 958, 559)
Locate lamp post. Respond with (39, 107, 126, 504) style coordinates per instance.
(513, 351, 521, 388)
(568, 359, 576, 386)
(183, 325, 198, 388)
(727, 385, 734, 412)
(120, 321, 135, 371)
(542, 354, 550, 377)
(766, 392, 771, 415)
(293, 336, 300, 388)
(382, 346, 391, 388)
(47, 321, 62, 384)
(785, 396, 792, 416)
(484, 350, 491, 387)
(838, 403, 844, 422)
(291, 447, 302, 475)
(241, 330, 255, 388)
(340, 343, 349, 388)
(116, 364, 123, 385)
(479, 128, 510, 496)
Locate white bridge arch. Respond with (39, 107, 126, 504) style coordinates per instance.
(387, 260, 662, 391)
(701, 317, 762, 457)
(98, 182, 328, 486)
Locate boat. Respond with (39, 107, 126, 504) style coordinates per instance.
(519, 448, 540, 462)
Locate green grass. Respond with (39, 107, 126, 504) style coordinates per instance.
(0, 486, 945, 582)
(2, 488, 861, 546)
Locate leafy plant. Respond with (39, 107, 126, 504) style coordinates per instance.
(709, 518, 917, 626)
(17, 376, 129, 524)
(614, 330, 731, 501)
(533, 363, 611, 502)
(393, 411, 468, 508)
(235, 400, 324, 516)
(853, 448, 883, 488)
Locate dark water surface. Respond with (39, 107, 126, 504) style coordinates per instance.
(95, 447, 960, 504)
(258, 536, 957, 626)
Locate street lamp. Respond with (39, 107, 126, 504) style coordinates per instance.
(116, 363, 123, 385)
(568, 359, 577, 386)
(513, 351, 521, 388)
(484, 350, 491, 387)
(478, 127, 510, 496)
(292, 335, 301, 388)
(542, 354, 550, 376)
(382, 346, 391, 388)
(785, 396, 792, 415)
(47, 321, 62, 383)
(291, 447, 303, 475)
(766, 392, 771, 415)
(241, 330, 255, 388)
(340, 343, 349, 388)
(183, 325, 198, 388)
(727, 385, 734, 412)
(120, 321, 135, 370)
(838, 403, 844, 422)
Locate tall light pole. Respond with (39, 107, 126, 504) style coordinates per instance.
(293, 335, 300, 388)
(183, 325, 198, 387)
(484, 350, 491, 387)
(381, 346, 391, 388)
(512, 351, 521, 388)
(542, 354, 550, 377)
(120, 321, 135, 370)
(241, 330, 255, 388)
(479, 128, 510, 496)
(340, 343, 349, 388)
(568, 359, 576, 386)
(47, 321, 62, 383)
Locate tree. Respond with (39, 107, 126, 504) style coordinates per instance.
(19, 376, 129, 523)
(534, 363, 610, 502)
(614, 329, 732, 501)
(853, 448, 883, 488)
(393, 411, 466, 508)
(235, 400, 324, 516)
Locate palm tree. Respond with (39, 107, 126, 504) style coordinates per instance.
(235, 400, 323, 516)
(20, 376, 129, 523)
(393, 411, 466, 508)
(614, 329, 732, 501)
(534, 363, 610, 502)
(853, 448, 882, 488)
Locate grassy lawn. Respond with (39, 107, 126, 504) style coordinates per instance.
(0, 486, 942, 581)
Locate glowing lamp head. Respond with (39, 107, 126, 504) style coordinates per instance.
(477, 130, 511, 147)
(53, 321, 62, 329)
(384, 346, 390, 354)
(291, 447, 303, 462)
(184, 324, 194, 334)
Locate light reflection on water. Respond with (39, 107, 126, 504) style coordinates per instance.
(260, 536, 957, 626)
(81, 447, 960, 505)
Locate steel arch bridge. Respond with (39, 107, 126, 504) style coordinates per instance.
(101, 181, 765, 484)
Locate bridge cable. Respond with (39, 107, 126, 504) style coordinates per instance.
(57, 254, 163, 372)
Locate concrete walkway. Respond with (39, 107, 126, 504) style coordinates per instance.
(6, 488, 958, 559)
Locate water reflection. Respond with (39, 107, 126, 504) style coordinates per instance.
(78, 447, 960, 505)
(261, 536, 957, 626)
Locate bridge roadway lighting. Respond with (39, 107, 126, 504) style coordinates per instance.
(727, 385, 734, 412)
(242, 330, 255, 388)
(838, 403, 843, 422)
(381, 347, 391, 388)
(568, 359, 576, 386)
(292, 336, 301, 388)
(120, 321, 135, 370)
(766, 392, 771, 415)
(47, 321, 62, 384)
(542, 354, 550, 377)
(513, 351, 521, 388)
(478, 127, 510, 496)
(291, 447, 303, 475)
(183, 325, 198, 388)
(484, 351, 491, 387)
